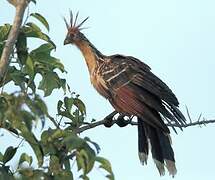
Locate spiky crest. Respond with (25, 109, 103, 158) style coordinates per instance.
(64, 10, 89, 31)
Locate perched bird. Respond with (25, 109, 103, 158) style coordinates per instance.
(63, 12, 186, 177)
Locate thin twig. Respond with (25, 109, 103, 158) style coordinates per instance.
(167, 119, 215, 128)
(57, 116, 64, 128)
(47, 114, 59, 128)
(17, 138, 24, 148)
(129, 119, 215, 128)
(23, 3, 30, 25)
(77, 111, 215, 133)
(186, 106, 192, 123)
(0, 0, 28, 82)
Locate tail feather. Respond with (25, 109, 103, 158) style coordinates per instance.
(137, 117, 177, 177)
(137, 118, 148, 165)
(162, 101, 186, 128)
(170, 104, 186, 124)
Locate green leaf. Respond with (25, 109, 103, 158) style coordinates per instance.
(57, 100, 63, 114)
(21, 25, 55, 48)
(20, 110, 35, 131)
(10, 69, 26, 87)
(63, 159, 71, 171)
(74, 98, 86, 115)
(27, 95, 47, 129)
(30, 13, 50, 31)
(0, 24, 11, 41)
(2, 66, 20, 87)
(64, 97, 74, 113)
(54, 170, 73, 180)
(49, 155, 61, 174)
(50, 129, 65, 140)
(18, 168, 34, 177)
(59, 111, 74, 121)
(76, 147, 95, 175)
(0, 96, 8, 114)
(0, 24, 12, 56)
(41, 129, 68, 142)
(26, 95, 48, 121)
(42, 144, 57, 157)
(0, 152, 3, 162)
(60, 79, 67, 94)
(16, 123, 44, 167)
(40, 130, 49, 142)
(40, 129, 70, 156)
(84, 137, 101, 154)
(30, 43, 65, 72)
(31, 43, 54, 54)
(95, 156, 114, 180)
(76, 149, 88, 173)
(3, 146, 17, 164)
(82, 144, 96, 174)
(34, 95, 48, 115)
(23, 56, 34, 82)
(62, 134, 85, 151)
(4, 66, 28, 88)
(16, 31, 28, 64)
(0, 166, 14, 180)
(19, 153, 33, 166)
(38, 71, 62, 97)
(72, 109, 85, 125)
(26, 22, 41, 32)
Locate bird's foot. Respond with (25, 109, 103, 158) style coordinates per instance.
(104, 111, 117, 128)
(116, 115, 131, 127)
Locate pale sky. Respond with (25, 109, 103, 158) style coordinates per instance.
(1, 0, 215, 179)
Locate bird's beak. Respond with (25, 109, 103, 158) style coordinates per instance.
(64, 38, 70, 45)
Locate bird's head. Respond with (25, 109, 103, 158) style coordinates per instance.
(63, 11, 89, 45)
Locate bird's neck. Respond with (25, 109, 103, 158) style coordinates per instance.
(75, 36, 104, 75)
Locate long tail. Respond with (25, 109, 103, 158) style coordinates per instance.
(137, 117, 177, 177)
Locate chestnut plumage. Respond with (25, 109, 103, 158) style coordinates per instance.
(64, 11, 186, 176)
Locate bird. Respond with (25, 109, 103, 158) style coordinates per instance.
(63, 11, 186, 177)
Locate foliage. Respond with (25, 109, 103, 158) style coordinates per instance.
(0, 1, 114, 179)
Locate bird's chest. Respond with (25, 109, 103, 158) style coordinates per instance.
(90, 71, 110, 99)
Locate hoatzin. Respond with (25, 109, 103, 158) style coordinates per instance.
(63, 12, 186, 176)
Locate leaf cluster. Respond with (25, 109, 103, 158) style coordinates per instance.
(0, 1, 114, 180)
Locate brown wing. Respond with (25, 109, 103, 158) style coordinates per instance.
(103, 54, 179, 106)
(99, 54, 185, 131)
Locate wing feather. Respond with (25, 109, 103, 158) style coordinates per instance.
(99, 54, 186, 129)
(106, 54, 179, 106)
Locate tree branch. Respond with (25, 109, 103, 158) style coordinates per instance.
(167, 119, 215, 128)
(77, 111, 215, 133)
(77, 111, 117, 133)
(129, 118, 215, 128)
(0, 0, 28, 82)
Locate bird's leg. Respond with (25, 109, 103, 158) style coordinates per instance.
(104, 111, 118, 127)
